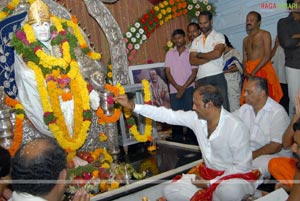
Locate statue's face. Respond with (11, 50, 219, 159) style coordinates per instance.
(31, 21, 51, 42)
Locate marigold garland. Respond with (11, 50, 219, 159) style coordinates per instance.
(119, 79, 153, 143)
(10, 14, 100, 151)
(4, 95, 25, 156)
(96, 108, 122, 124)
(96, 83, 122, 124)
(90, 147, 113, 165)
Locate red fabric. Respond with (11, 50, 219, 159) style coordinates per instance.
(197, 163, 224, 180)
(87, 83, 94, 93)
(190, 164, 260, 201)
(172, 174, 183, 182)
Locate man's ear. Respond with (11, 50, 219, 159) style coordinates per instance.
(206, 101, 213, 109)
(257, 21, 261, 27)
(59, 169, 67, 180)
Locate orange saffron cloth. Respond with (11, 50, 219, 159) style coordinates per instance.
(268, 157, 297, 188)
(240, 59, 283, 104)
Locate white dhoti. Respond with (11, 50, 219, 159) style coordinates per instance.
(163, 174, 255, 201)
(253, 149, 292, 186)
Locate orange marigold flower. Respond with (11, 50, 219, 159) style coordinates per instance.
(7, 4, 14, 10)
(147, 145, 157, 152)
(52, 69, 60, 77)
(80, 43, 88, 49)
(71, 15, 78, 23)
(62, 92, 73, 101)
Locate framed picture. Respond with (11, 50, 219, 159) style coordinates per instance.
(129, 62, 171, 109)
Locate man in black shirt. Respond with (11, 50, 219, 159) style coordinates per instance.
(277, 0, 300, 116)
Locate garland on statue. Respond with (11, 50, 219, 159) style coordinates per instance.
(10, 15, 101, 151)
(4, 95, 25, 156)
(96, 80, 154, 143)
(117, 80, 154, 143)
(96, 83, 123, 124)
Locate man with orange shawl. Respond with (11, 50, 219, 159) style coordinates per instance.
(268, 92, 300, 194)
(240, 11, 283, 104)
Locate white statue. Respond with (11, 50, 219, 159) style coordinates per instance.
(13, 0, 100, 141)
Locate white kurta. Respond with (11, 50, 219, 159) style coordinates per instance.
(190, 30, 225, 80)
(134, 104, 255, 201)
(233, 97, 291, 178)
(9, 191, 47, 201)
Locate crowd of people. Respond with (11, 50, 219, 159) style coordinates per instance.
(147, 0, 300, 200)
(1, 0, 300, 200)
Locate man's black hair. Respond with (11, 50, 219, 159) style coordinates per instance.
(199, 10, 213, 21)
(195, 85, 223, 107)
(248, 11, 262, 22)
(224, 34, 234, 48)
(248, 76, 269, 96)
(172, 29, 185, 37)
(187, 22, 200, 30)
(0, 146, 11, 177)
(11, 138, 66, 196)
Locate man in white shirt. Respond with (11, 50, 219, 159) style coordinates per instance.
(189, 11, 229, 111)
(115, 85, 258, 201)
(233, 76, 290, 180)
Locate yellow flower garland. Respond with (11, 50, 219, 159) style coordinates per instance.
(117, 80, 153, 143)
(54, 15, 102, 60)
(27, 61, 90, 151)
(22, 17, 94, 151)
